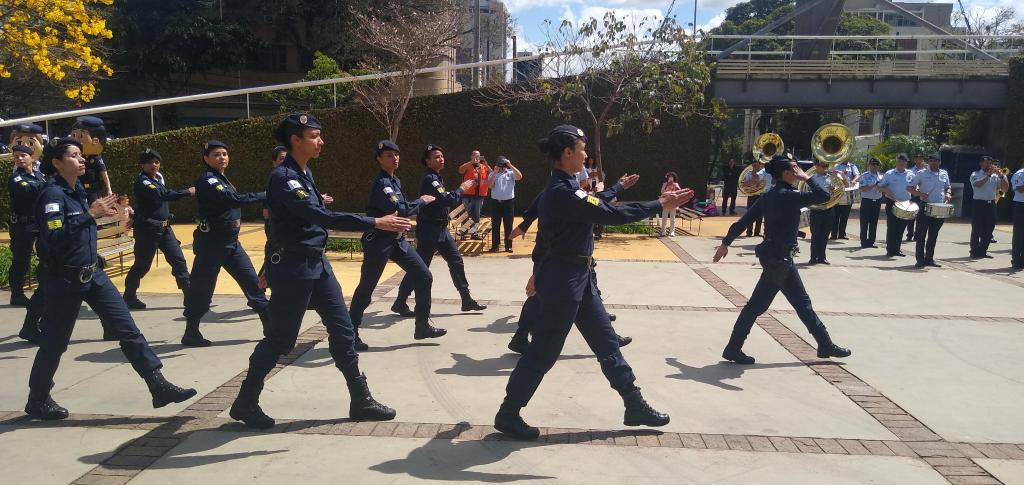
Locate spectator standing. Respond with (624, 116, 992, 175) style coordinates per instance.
(721, 158, 741, 215)
(658, 172, 681, 237)
(458, 150, 491, 240)
(487, 156, 522, 252)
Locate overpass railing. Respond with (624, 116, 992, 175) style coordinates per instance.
(705, 34, 1024, 61)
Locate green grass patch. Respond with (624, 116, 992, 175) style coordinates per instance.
(325, 237, 362, 253)
(0, 244, 39, 288)
(602, 221, 655, 235)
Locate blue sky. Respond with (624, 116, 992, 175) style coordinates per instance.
(507, 0, 1020, 54)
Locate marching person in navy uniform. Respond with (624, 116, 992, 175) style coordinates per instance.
(493, 125, 693, 441)
(909, 154, 952, 268)
(122, 149, 195, 309)
(1011, 166, 1024, 270)
(24, 137, 196, 421)
(858, 158, 883, 248)
(505, 172, 640, 354)
(830, 157, 859, 240)
(181, 140, 269, 347)
(230, 114, 405, 429)
(807, 160, 834, 265)
(714, 155, 851, 365)
(8, 144, 46, 308)
(878, 154, 914, 258)
(969, 156, 1007, 259)
(68, 116, 112, 203)
(390, 144, 485, 319)
(348, 140, 442, 351)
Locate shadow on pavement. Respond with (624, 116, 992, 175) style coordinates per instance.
(435, 353, 591, 377)
(370, 422, 554, 482)
(468, 315, 516, 334)
(664, 357, 807, 391)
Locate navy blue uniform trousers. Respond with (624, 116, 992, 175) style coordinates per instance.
(728, 257, 828, 349)
(859, 198, 881, 247)
(1013, 202, 1024, 267)
(8, 223, 38, 294)
(350, 235, 432, 327)
(505, 261, 633, 408)
(30, 270, 161, 391)
(970, 200, 996, 256)
(248, 262, 359, 378)
(395, 226, 470, 302)
(809, 208, 833, 262)
(885, 202, 910, 256)
(184, 230, 268, 321)
(125, 225, 189, 291)
(914, 213, 944, 264)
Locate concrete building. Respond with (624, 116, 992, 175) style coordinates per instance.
(456, 0, 510, 88)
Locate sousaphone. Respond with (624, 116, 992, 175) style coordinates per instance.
(739, 133, 784, 197)
(802, 123, 853, 210)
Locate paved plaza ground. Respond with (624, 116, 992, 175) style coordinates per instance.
(1, 212, 1022, 484)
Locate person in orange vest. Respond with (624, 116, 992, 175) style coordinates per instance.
(458, 150, 491, 240)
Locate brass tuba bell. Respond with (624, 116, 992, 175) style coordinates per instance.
(803, 123, 854, 210)
(739, 133, 784, 196)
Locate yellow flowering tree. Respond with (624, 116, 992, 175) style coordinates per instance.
(0, 0, 115, 104)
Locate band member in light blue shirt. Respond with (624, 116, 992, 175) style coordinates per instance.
(969, 156, 1008, 258)
(908, 154, 952, 268)
(858, 158, 883, 248)
(1010, 166, 1024, 269)
(878, 154, 914, 257)
(831, 159, 860, 240)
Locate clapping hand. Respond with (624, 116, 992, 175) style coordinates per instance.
(89, 194, 119, 219)
(419, 194, 436, 204)
(375, 212, 413, 232)
(459, 179, 475, 192)
(658, 188, 695, 212)
(617, 173, 640, 190)
(323, 194, 335, 204)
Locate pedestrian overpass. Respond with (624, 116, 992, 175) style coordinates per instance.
(708, 35, 1020, 109)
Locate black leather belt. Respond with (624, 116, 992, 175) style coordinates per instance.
(198, 219, 241, 232)
(270, 244, 325, 263)
(58, 262, 99, 283)
(974, 200, 995, 204)
(368, 229, 406, 240)
(545, 253, 594, 268)
(144, 218, 169, 228)
(9, 215, 34, 224)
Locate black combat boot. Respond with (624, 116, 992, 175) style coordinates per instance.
(18, 321, 41, 344)
(617, 334, 633, 347)
(507, 328, 529, 354)
(25, 389, 69, 420)
(346, 373, 396, 421)
(230, 377, 275, 429)
(181, 319, 211, 347)
(459, 289, 487, 312)
(494, 399, 539, 440)
(10, 292, 30, 307)
(622, 388, 670, 427)
(123, 278, 146, 309)
(390, 302, 416, 318)
(722, 333, 755, 364)
(414, 318, 447, 340)
(143, 369, 197, 408)
(811, 328, 852, 359)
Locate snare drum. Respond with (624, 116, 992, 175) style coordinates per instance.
(892, 200, 919, 221)
(924, 202, 955, 219)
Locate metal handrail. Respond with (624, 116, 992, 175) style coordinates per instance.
(706, 34, 1024, 40)
(0, 54, 543, 129)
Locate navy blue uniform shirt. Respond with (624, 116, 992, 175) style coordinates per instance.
(9, 167, 46, 219)
(80, 155, 106, 194)
(133, 172, 190, 222)
(723, 177, 830, 251)
(194, 166, 265, 223)
(365, 169, 425, 220)
(267, 156, 376, 251)
(36, 176, 97, 267)
(416, 169, 464, 223)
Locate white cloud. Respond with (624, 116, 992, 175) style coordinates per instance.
(697, 12, 726, 32)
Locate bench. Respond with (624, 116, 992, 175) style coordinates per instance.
(96, 215, 134, 269)
(449, 203, 491, 240)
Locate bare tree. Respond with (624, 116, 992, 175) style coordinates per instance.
(476, 2, 718, 174)
(351, 0, 465, 140)
(954, 6, 1024, 51)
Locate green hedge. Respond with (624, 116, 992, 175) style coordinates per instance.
(0, 244, 39, 288)
(1, 90, 713, 223)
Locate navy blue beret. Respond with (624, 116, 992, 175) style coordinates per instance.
(927, 153, 940, 161)
(11, 144, 34, 155)
(204, 140, 228, 155)
(273, 113, 322, 144)
(868, 157, 881, 165)
(897, 153, 909, 161)
(139, 148, 161, 163)
(73, 116, 104, 129)
(12, 123, 43, 134)
(376, 139, 400, 156)
(549, 124, 587, 141)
